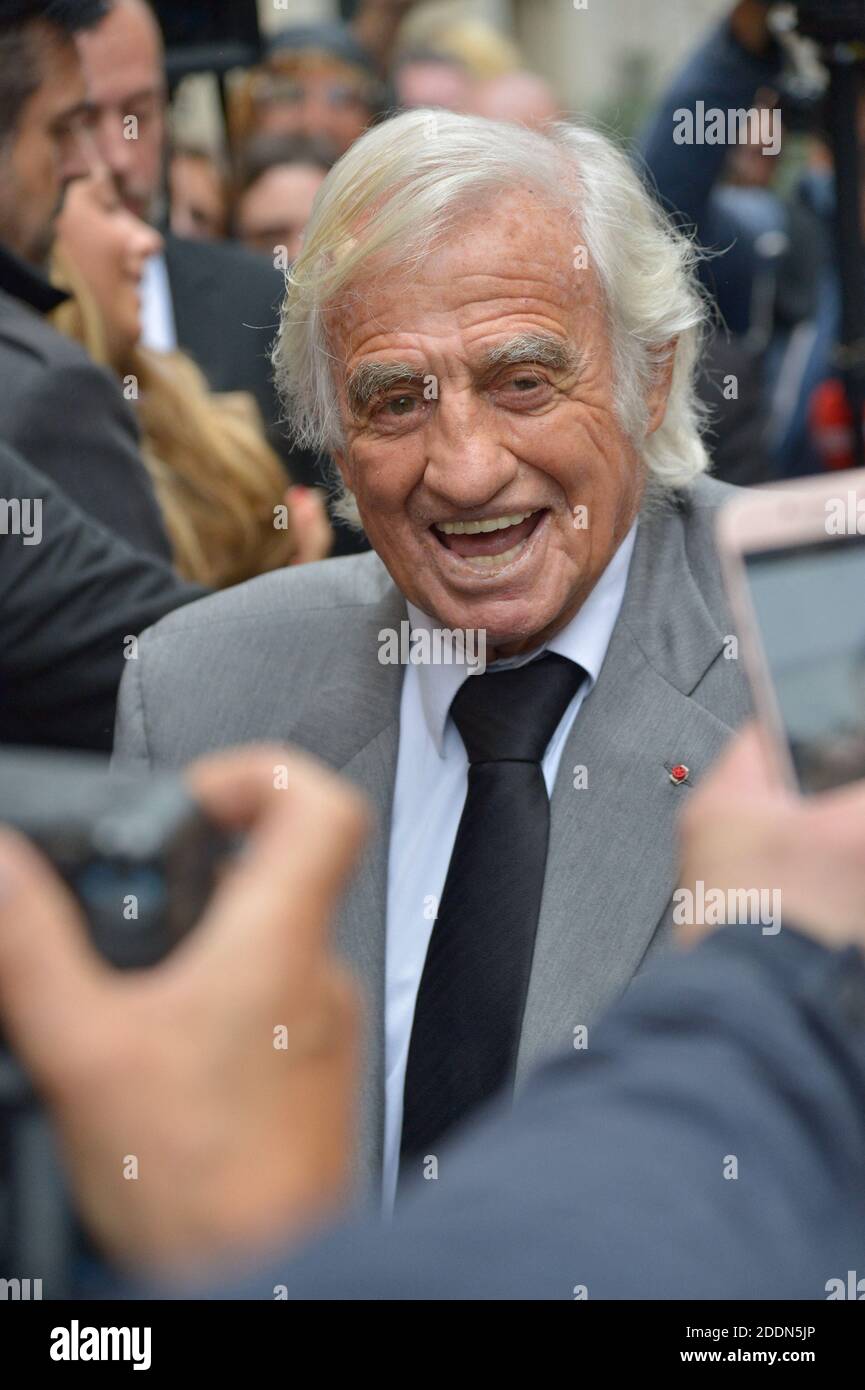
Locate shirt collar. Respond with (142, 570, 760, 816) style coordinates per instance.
(0, 239, 69, 315)
(408, 520, 638, 756)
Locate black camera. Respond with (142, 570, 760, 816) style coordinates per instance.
(0, 749, 233, 1297)
(0, 748, 231, 970)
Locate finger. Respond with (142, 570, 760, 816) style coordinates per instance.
(804, 775, 865, 843)
(691, 721, 779, 804)
(187, 743, 368, 855)
(185, 743, 303, 831)
(185, 748, 370, 975)
(0, 828, 108, 1082)
(288, 487, 332, 565)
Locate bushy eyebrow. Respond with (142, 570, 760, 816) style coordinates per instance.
(344, 332, 582, 416)
(480, 332, 583, 375)
(346, 361, 425, 415)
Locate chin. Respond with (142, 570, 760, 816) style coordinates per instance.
(432, 591, 563, 651)
(479, 611, 560, 655)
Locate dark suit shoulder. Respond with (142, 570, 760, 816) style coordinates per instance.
(164, 233, 283, 309)
(0, 295, 171, 559)
(163, 234, 284, 424)
(0, 319, 142, 448)
(0, 294, 142, 450)
(0, 288, 100, 374)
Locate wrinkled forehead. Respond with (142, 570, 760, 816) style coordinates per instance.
(325, 185, 598, 359)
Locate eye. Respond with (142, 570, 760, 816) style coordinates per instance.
(382, 394, 417, 416)
(494, 371, 552, 402)
(367, 391, 427, 432)
(490, 370, 556, 413)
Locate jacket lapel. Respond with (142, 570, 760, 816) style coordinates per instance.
(516, 492, 749, 1082)
(285, 576, 406, 1196)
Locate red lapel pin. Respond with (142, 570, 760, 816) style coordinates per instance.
(669, 763, 690, 785)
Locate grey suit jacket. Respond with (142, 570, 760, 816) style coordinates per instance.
(114, 474, 753, 1195)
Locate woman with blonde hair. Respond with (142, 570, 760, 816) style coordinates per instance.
(52, 165, 330, 588)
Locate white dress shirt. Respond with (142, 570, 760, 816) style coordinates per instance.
(383, 523, 638, 1208)
(139, 253, 178, 354)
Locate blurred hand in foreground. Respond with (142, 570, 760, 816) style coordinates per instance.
(0, 745, 368, 1277)
(3, 723, 865, 1278)
(677, 723, 865, 951)
(287, 485, 333, 566)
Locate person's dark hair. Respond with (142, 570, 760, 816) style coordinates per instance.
(230, 132, 336, 241)
(0, 0, 108, 146)
(236, 132, 337, 196)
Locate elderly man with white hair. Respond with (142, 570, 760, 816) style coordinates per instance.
(115, 109, 751, 1205)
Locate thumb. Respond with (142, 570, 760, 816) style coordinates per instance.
(287, 486, 332, 565)
(189, 752, 370, 989)
(0, 829, 107, 1084)
(692, 721, 781, 803)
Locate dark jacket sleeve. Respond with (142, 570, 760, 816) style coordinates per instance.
(200, 926, 865, 1300)
(164, 234, 341, 499)
(638, 20, 782, 240)
(165, 234, 284, 435)
(0, 443, 206, 752)
(637, 21, 785, 333)
(5, 358, 172, 562)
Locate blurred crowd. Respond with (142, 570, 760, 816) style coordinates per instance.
(173, 13, 564, 259)
(163, 1, 865, 490)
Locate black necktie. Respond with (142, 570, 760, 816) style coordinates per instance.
(400, 651, 586, 1176)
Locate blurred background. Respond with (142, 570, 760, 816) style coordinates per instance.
(172, 0, 735, 155)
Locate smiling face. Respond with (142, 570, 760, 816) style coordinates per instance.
(253, 59, 373, 157)
(57, 165, 162, 362)
(330, 187, 673, 657)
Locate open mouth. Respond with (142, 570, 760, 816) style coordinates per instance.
(431, 509, 546, 571)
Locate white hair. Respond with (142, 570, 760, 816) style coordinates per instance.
(273, 109, 711, 528)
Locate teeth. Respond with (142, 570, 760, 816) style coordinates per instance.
(463, 539, 526, 572)
(437, 510, 535, 536)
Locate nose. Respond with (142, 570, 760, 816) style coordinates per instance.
(126, 217, 163, 277)
(138, 223, 163, 261)
(92, 110, 135, 181)
(423, 394, 519, 510)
